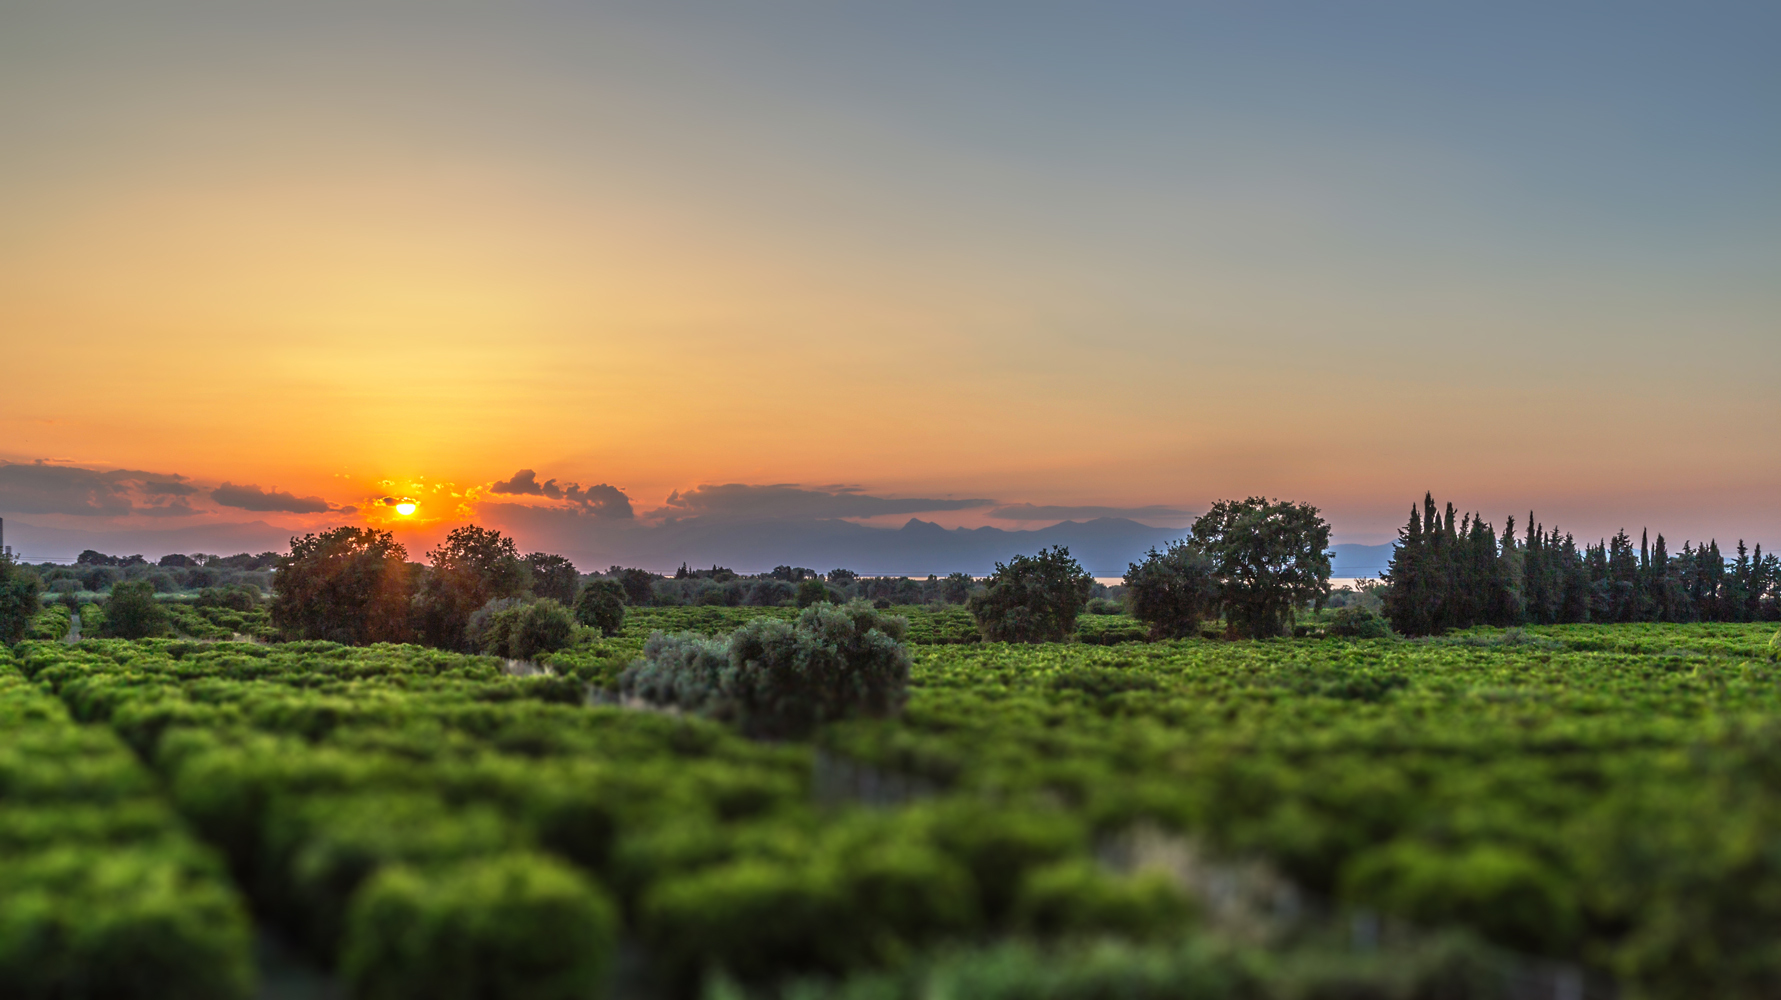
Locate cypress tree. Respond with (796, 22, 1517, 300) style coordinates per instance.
(1383, 501, 1431, 636)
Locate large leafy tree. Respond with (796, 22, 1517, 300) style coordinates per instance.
(574, 580, 626, 637)
(967, 546, 1095, 643)
(417, 525, 530, 650)
(271, 527, 415, 644)
(1192, 497, 1332, 638)
(525, 552, 580, 605)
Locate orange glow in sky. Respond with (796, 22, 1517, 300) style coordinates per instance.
(1, 5, 1776, 551)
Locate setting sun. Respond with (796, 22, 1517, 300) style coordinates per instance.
(396, 502, 417, 516)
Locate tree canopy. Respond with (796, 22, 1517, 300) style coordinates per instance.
(271, 527, 415, 644)
(968, 546, 1095, 643)
(1190, 498, 1332, 638)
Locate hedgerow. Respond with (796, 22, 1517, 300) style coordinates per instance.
(0, 659, 255, 999)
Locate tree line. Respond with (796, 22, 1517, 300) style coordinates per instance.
(1384, 493, 1781, 636)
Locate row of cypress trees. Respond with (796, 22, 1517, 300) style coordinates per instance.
(1384, 493, 1781, 636)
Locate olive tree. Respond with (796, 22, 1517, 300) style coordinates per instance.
(967, 546, 1094, 643)
(1190, 497, 1332, 638)
(620, 600, 910, 737)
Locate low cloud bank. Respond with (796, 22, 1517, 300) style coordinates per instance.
(211, 482, 349, 515)
(989, 502, 1194, 523)
(0, 462, 198, 517)
(647, 483, 994, 522)
(490, 469, 632, 518)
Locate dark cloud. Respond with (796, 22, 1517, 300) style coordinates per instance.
(490, 470, 632, 518)
(142, 480, 199, 496)
(490, 469, 548, 496)
(989, 503, 1196, 522)
(648, 484, 994, 522)
(137, 498, 201, 518)
(211, 482, 335, 514)
(0, 462, 138, 516)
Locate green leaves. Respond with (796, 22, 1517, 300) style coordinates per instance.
(622, 600, 912, 738)
(1191, 497, 1333, 638)
(969, 547, 1095, 643)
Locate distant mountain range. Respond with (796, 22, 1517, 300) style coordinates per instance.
(632, 516, 1183, 577)
(0, 511, 1400, 581)
(529, 515, 1402, 580)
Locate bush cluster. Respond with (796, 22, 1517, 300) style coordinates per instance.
(1326, 606, 1394, 639)
(468, 598, 577, 660)
(574, 579, 627, 636)
(4, 639, 1190, 995)
(967, 547, 1095, 643)
(621, 600, 911, 737)
(342, 853, 617, 1000)
(1119, 499, 1334, 639)
(1122, 540, 1218, 640)
(99, 580, 169, 640)
(0, 658, 254, 998)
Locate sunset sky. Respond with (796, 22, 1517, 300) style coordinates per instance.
(2, 2, 1776, 564)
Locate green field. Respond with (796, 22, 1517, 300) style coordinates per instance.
(4, 612, 1780, 999)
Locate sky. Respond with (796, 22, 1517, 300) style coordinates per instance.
(1, 1, 1776, 566)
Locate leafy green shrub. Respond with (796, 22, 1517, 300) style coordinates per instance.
(512, 600, 576, 661)
(1326, 606, 1394, 639)
(831, 837, 979, 956)
(195, 584, 260, 612)
(796, 579, 830, 609)
(0, 846, 256, 1000)
(1011, 859, 1193, 940)
(697, 585, 736, 607)
(967, 547, 1094, 643)
(467, 598, 527, 656)
(466, 598, 573, 660)
(1123, 540, 1218, 640)
(644, 859, 846, 985)
(621, 601, 910, 738)
(574, 580, 626, 636)
(923, 803, 1086, 924)
(639, 817, 977, 985)
(263, 792, 521, 960)
(340, 852, 617, 1000)
(98, 582, 168, 639)
(620, 631, 730, 710)
(611, 567, 657, 606)
(1340, 840, 1580, 954)
(26, 605, 71, 642)
(0, 671, 255, 1000)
